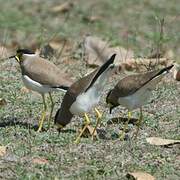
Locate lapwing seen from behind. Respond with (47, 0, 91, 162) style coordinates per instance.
(55, 54, 116, 143)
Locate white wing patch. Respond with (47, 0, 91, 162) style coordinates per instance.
(70, 65, 114, 115)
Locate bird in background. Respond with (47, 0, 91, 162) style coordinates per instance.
(106, 64, 174, 140)
(55, 54, 116, 143)
(8, 49, 73, 132)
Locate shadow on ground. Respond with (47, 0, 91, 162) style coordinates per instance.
(0, 117, 40, 131)
(107, 116, 138, 125)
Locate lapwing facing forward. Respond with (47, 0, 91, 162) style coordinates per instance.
(55, 54, 116, 143)
(106, 65, 174, 139)
(9, 49, 73, 132)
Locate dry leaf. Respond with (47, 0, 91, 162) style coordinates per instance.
(147, 49, 174, 60)
(40, 44, 55, 59)
(83, 16, 102, 23)
(164, 49, 174, 59)
(127, 172, 155, 180)
(84, 36, 173, 73)
(172, 63, 180, 81)
(49, 39, 68, 51)
(84, 36, 134, 67)
(120, 57, 171, 72)
(49, 38, 72, 58)
(89, 16, 102, 22)
(0, 98, 7, 106)
(20, 87, 30, 93)
(20, 87, 42, 99)
(0, 146, 7, 156)
(0, 45, 12, 59)
(146, 137, 180, 146)
(51, 2, 73, 13)
(84, 36, 110, 67)
(32, 157, 49, 165)
(49, 41, 62, 50)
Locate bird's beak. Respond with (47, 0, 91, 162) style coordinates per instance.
(0, 55, 15, 62)
(107, 103, 114, 114)
(57, 127, 61, 136)
(8, 55, 20, 62)
(110, 106, 113, 114)
(56, 124, 64, 135)
(8, 55, 16, 59)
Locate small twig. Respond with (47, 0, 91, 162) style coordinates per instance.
(57, 39, 67, 59)
(155, 17, 165, 66)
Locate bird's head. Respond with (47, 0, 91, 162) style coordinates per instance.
(8, 49, 35, 63)
(106, 90, 118, 114)
(54, 107, 74, 134)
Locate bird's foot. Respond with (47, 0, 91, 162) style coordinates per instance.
(95, 108, 103, 120)
(37, 123, 44, 132)
(37, 110, 46, 132)
(79, 125, 97, 138)
(74, 125, 98, 144)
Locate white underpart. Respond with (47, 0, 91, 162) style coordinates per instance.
(118, 72, 167, 111)
(70, 65, 114, 115)
(22, 75, 66, 94)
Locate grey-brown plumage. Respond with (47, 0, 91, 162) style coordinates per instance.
(20, 54, 72, 89)
(55, 70, 98, 126)
(55, 54, 116, 128)
(106, 65, 173, 139)
(106, 65, 174, 112)
(9, 49, 73, 132)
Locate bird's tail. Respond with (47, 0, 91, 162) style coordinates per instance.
(155, 64, 174, 77)
(85, 54, 116, 92)
(141, 64, 174, 90)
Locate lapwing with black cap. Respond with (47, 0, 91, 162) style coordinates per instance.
(106, 65, 174, 139)
(55, 54, 116, 143)
(9, 49, 73, 132)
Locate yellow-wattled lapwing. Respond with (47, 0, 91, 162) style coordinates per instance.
(9, 49, 73, 132)
(55, 54, 116, 143)
(106, 65, 174, 139)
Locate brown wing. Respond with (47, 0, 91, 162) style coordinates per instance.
(69, 53, 115, 95)
(54, 69, 98, 126)
(21, 56, 73, 87)
(114, 70, 160, 97)
(69, 69, 98, 96)
(55, 54, 116, 126)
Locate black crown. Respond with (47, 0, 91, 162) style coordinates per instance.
(17, 49, 34, 55)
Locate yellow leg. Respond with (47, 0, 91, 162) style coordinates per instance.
(47, 92, 55, 130)
(37, 94, 47, 132)
(119, 111, 131, 140)
(74, 113, 90, 144)
(91, 108, 102, 140)
(133, 107, 143, 139)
